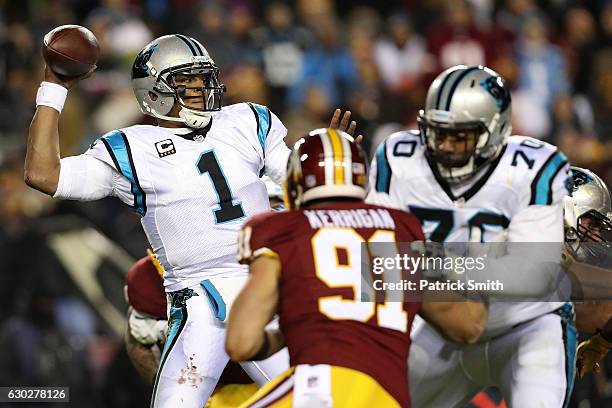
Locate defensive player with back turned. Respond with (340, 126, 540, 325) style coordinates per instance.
(367, 65, 574, 407)
(226, 128, 488, 407)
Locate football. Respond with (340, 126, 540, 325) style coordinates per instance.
(43, 25, 99, 78)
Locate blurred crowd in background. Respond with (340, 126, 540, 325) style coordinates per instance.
(0, 0, 611, 406)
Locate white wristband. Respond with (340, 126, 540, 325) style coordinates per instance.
(36, 81, 68, 113)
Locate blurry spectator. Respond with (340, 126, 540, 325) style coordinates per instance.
(288, 17, 359, 109)
(224, 62, 268, 106)
(374, 13, 429, 92)
(561, 7, 599, 96)
(86, 0, 152, 60)
(496, 0, 541, 37)
(549, 94, 585, 140)
(548, 94, 606, 170)
(555, 126, 607, 169)
(295, 0, 335, 29)
(346, 7, 384, 129)
(283, 85, 331, 146)
(592, 51, 612, 146)
(250, 1, 313, 114)
(426, 0, 488, 70)
(601, 2, 612, 48)
(466, 0, 494, 30)
(490, 52, 550, 139)
(186, 1, 244, 71)
(515, 15, 569, 138)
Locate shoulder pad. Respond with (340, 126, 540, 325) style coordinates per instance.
(504, 136, 569, 205)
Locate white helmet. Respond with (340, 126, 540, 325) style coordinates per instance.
(131, 34, 225, 129)
(418, 65, 512, 181)
(564, 167, 612, 263)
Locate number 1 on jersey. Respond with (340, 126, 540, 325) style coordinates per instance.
(196, 150, 245, 224)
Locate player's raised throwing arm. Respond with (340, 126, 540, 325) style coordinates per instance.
(24, 68, 74, 195)
(25, 66, 98, 195)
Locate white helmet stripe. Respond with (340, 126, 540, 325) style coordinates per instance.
(318, 132, 335, 185)
(340, 132, 353, 185)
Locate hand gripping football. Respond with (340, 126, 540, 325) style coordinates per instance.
(43, 25, 99, 78)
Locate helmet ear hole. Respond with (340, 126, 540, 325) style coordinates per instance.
(148, 91, 158, 101)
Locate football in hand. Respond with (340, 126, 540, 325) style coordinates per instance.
(43, 25, 99, 78)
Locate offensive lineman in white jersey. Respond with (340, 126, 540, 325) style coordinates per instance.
(366, 65, 575, 407)
(24, 34, 360, 407)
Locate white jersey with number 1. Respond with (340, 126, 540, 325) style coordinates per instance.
(54, 102, 289, 291)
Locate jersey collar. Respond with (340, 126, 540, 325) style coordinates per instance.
(427, 144, 507, 203)
(169, 119, 213, 142)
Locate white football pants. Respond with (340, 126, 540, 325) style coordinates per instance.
(408, 303, 576, 408)
(151, 276, 289, 408)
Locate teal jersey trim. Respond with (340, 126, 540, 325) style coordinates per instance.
(101, 130, 147, 215)
(150, 305, 187, 407)
(555, 303, 576, 408)
(530, 151, 568, 205)
(247, 103, 272, 153)
(201, 280, 227, 321)
(375, 141, 391, 193)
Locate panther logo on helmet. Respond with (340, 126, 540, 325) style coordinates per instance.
(284, 128, 367, 210)
(132, 44, 158, 79)
(479, 76, 511, 112)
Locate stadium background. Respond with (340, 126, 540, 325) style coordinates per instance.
(0, 0, 611, 406)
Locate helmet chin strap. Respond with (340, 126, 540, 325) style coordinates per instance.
(179, 108, 212, 129)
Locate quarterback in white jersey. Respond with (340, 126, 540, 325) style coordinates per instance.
(25, 35, 294, 407)
(367, 66, 575, 407)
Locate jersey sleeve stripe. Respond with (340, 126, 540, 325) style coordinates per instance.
(530, 151, 569, 205)
(375, 140, 392, 193)
(247, 103, 271, 153)
(253, 247, 281, 260)
(101, 130, 147, 215)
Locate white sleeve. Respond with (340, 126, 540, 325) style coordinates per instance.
(53, 155, 119, 201)
(263, 111, 290, 185)
(365, 139, 403, 210)
(461, 203, 564, 298)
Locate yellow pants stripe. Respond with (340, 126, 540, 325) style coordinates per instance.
(241, 367, 295, 407)
(239, 365, 400, 408)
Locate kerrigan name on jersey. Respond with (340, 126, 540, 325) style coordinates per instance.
(303, 208, 396, 230)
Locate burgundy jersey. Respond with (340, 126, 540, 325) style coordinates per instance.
(239, 202, 424, 407)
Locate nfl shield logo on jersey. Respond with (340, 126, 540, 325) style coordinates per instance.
(307, 376, 318, 388)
